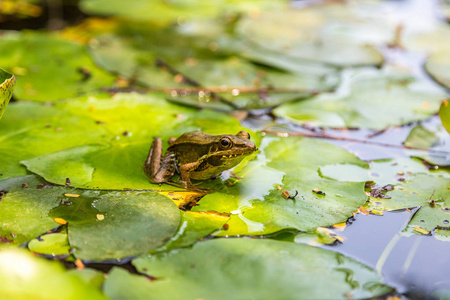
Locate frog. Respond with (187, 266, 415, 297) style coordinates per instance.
(143, 130, 256, 190)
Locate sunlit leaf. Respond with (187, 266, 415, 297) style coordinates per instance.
(80, 0, 285, 24)
(0, 69, 15, 120)
(192, 136, 368, 236)
(0, 101, 111, 179)
(0, 248, 106, 300)
(103, 239, 392, 300)
(273, 69, 446, 130)
(440, 100, 450, 134)
(0, 31, 116, 101)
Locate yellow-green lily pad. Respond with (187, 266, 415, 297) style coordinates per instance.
(440, 100, 450, 134)
(21, 93, 251, 190)
(80, 0, 285, 24)
(0, 69, 15, 120)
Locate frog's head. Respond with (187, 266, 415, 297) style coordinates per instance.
(209, 130, 256, 169)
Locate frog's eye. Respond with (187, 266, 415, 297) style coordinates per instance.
(220, 137, 233, 149)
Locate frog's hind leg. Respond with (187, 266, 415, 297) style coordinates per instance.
(144, 138, 176, 184)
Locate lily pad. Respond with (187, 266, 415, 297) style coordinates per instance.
(0, 69, 15, 120)
(51, 190, 181, 261)
(103, 239, 392, 300)
(404, 124, 450, 166)
(160, 211, 229, 251)
(440, 100, 450, 134)
(320, 157, 450, 211)
(273, 69, 446, 130)
(235, 6, 386, 67)
(404, 205, 450, 241)
(0, 248, 106, 300)
(425, 51, 450, 89)
(28, 232, 71, 256)
(170, 56, 339, 109)
(0, 31, 115, 101)
(0, 176, 68, 247)
(193, 135, 368, 236)
(22, 93, 252, 190)
(89, 31, 338, 109)
(0, 175, 181, 260)
(80, 0, 285, 24)
(0, 101, 110, 179)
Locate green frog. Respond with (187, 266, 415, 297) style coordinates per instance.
(144, 131, 256, 190)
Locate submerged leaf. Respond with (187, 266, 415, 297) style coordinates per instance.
(104, 239, 392, 300)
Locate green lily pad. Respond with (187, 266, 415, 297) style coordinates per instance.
(0, 101, 111, 179)
(440, 100, 450, 134)
(103, 239, 392, 300)
(235, 6, 386, 67)
(0, 69, 15, 120)
(320, 157, 450, 211)
(0, 176, 67, 247)
(425, 51, 450, 89)
(89, 31, 338, 109)
(0, 175, 181, 260)
(0, 248, 106, 300)
(170, 56, 339, 109)
(21, 93, 252, 190)
(404, 205, 450, 241)
(80, 0, 285, 24)
(28, 232, 71, 256)
(404, 124, 450, 166)
(51, 190, 181, 261)
(160, 211, 229, 251)
(0, 31, 115, 101)
(192, 136, 368, 236)
(273, 69, 446, 130)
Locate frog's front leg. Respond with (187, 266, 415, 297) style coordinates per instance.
(144, 137, 176, 184)
(178, 161, 199, 190)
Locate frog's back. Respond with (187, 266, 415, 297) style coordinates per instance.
(168, 131, 217, 165)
